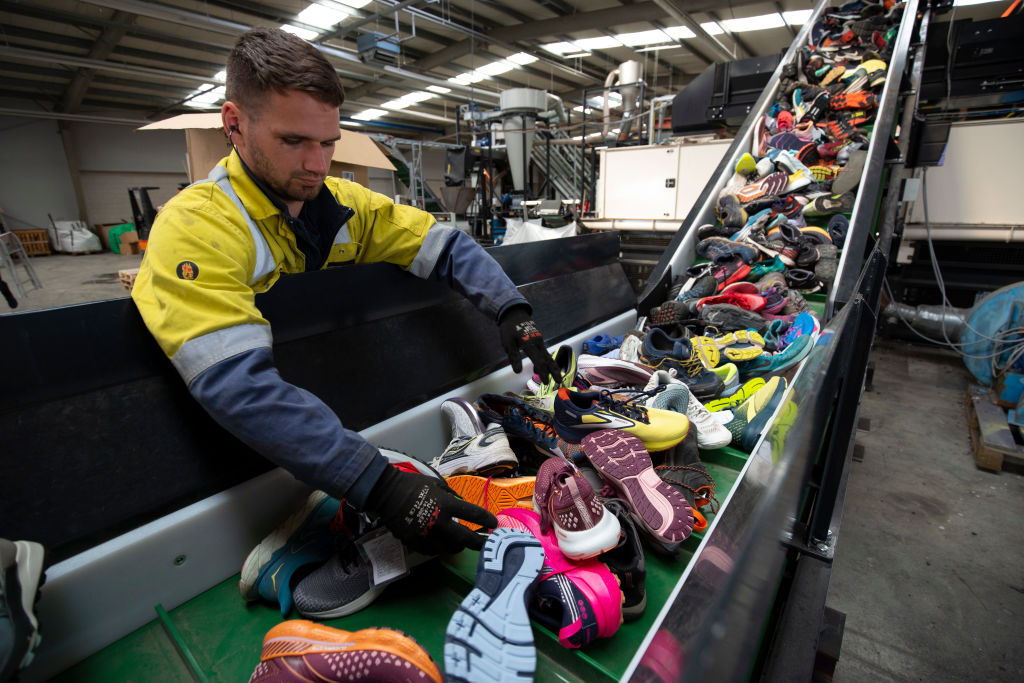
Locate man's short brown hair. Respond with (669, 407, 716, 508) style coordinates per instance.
(226, 28, 345, 117)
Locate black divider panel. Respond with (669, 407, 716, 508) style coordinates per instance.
(1, 233, 633, 562)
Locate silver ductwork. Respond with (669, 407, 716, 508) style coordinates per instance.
(500, 88, 548, 193)
(602, 60, 644, 139)
(883, 302, 969, 341)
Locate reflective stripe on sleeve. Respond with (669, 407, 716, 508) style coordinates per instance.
(171, 323, 273, 385)
(207, 165, 276, 285)
(408, 224, 456, 278)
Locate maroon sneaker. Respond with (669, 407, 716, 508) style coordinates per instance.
(533, 457, 621, 560)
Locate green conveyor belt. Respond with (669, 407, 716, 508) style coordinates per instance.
(51, 444, 756, 682)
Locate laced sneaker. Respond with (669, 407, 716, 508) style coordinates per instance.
(696, 237, 758, 265)
(1, 539, 44, 681)
(249, 620, 442, 683)
(709, 362, 740, 395)
(640, 329, 724, 400)
(580, 430, 695, 544)
(710, 255, 752, 293)
(723, 376, 790, 451)
(643, 371, 732, 450)
(496, 509, 623, 649)
(476, 393, 587, 462)
(444, 527, 545, 680)
(553, 387, 690, 452)
(431, 398, 518, 477)
(655, 433, 719, 532)
(576, 355, 654, 389)
(714, 194, 748, 229)
(533, 457, 620, 560)
(700, 304, 769, 335)
(239, 491, 342, 616)
(525, 345, 583, 397)
(599, 499, 647, 621)
(704, 377, 768, 413)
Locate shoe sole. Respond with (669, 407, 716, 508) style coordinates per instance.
(433, 434, 520, 478)
(704, 378, 767, 412)
(549, 505, 622, 561)
(260, 621, 442, 682)
(581, 430, 694, 544)
(238, 490, 331, 600)
(444, 528, 545, 683)
(446, 476, 536, 531)
(739, 382, 790, 451)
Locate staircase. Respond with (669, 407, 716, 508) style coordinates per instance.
(530, 127, 594, 201)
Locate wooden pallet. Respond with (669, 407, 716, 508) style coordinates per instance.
(966, 384, 1024, 472)
(11, 229, 51, 256)
(118, 268, 139, 292)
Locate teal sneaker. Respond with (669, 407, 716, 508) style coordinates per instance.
(239, 491, 342, 616)
(724, 376, 790, 451)
(738, 324, 816, 376)
(747, 256, 787, 279)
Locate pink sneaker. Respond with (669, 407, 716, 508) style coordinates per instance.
(581, 430, 694, 544)
(497, 508, 623, 648)
(533, 457, 621, 560)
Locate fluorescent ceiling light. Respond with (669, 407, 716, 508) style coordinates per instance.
(637, 44, 680, 52)
(381, 98, 410, 110)
(335, 0, 372, 8)
(449, 71, 487, 85)
(476, 60, 516, 76)
(213, 69, 226, 83)
(507, 52, 538, 65)
(281, 24, 318, 40)
(700, 22, 725, 36)
(573, 36, 623, 50)
(426, 85, 451, 94)
(616, 29, 673, 46)
(562, 51, 592, 59)
(352, 108, 385, 120)
(399, 90, 435, 103)
(297, 3, 351, 30)
(782, 10, 813, 24)
(662, 26, 697, 40)
(542, 41, 581, 56)
(720, 14, 786, 32)
(185, 84, 225, 108)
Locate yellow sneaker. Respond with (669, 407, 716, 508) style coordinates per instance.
(553, 388, 690, 452)
(704, 377, 767, 412)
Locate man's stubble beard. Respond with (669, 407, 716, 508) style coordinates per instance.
(247, 141, 324, 203)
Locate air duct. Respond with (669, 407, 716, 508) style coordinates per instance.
(500, 88, 547, 193)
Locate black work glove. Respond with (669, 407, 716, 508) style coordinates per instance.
(498, 305, 560, 385)
(366, 466, 497, 554)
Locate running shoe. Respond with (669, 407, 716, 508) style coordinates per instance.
(553, 388, 690, 452)
(430, 397, 518, 477)
(580, 430, 694, 545)
(475, 393, 586, 462)
(599, 499, 647, 621)
(239, 491, 342, 616)
(533, 457, 620, 560)
(576, 354, 654, 389)
(1, 538, 44, 681)
(704, 377, 768, 413)
(445, 475, 537, 531)
(249, 620, 442, 683)
(724, 376, 790, 451)
(710, 362, 740, 395)
(445, 527, 545, 681)
(643, 371, 732, 450)
(655, 434, 718, 533)
(640, 328, 724, 400)
(496, 508, 623, 649)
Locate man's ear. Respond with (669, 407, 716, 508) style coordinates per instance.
(221, 101, 242, 140)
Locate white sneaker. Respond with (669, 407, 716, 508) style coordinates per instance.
(644, 372, 732, 450)
(430, 398, 518, 477)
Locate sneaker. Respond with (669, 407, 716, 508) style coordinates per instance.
(833, 149, 867, 194)
(723, 376, 790, 451)
(704, 377, 768, 413)
(431, 398, 518, 477)
(714, 194, 748, 228)
(735, 171, 789, 204)
(581, 430, 694, 544)
(640, 329, 724, 400)
(599, 499, 647, 622)
(710, 255, 752, 292)
(239, 491, 342, 616)
(445, 475, 537, 531)
(444, 527, 545, 680)
(553, 388, 691, 452)
(619, 330, 644, 363)
(581, 334, 622, 356)
(249, 620, 442, 683)
(1, 539, 44, 681)
(828, 214, 849, 248)
(533, 458, 620, 560)
(497, 508, 623, 649)
(476, 393, 587, 462)
(700, 303, 769, 335)
(526, 345, 582, 397)
(710, 329, 767, 362)
(747, 255, 787, 278)
(655, 435, 718, 531)
(696, 237, 758, 265)
(815, 243, 839, 291)
(643, 371, 732, 449)
(576, 355, 654, 389)
(709, 362, 740, 395)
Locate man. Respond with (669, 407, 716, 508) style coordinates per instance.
(131, 28, 560, 557)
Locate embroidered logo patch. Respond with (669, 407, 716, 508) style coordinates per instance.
(176, 261, 199, 280)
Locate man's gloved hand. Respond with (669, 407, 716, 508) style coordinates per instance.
(499, 305, 560, 385)
(366, 466, 497, 554)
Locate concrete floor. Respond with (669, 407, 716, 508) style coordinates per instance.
(0, 251, 143, 314)
(6, 255, 1023, 679)
(830, 339, 1024, 682)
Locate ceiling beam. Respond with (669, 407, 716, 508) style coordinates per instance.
(705, 11, 754, 59)
(652, 0, 736, 63)
(60, 10, 136, 114)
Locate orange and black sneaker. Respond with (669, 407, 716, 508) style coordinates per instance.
(248, 620, 442, 682)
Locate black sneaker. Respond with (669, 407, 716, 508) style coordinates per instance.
(600, 499, 647, 622)
(696, 223, 737, 241)
(655, 432, 719, 530)
(700, 303, 769, 334)
(1, 539, 45, 681)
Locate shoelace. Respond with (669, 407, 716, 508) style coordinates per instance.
(655, 465, 721, 513)
(594, 389, 650, 424)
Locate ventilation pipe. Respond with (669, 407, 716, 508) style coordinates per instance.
(500, 88, 547, 193)
(603, 60, 644, 139)
(883, 301, 969, 341)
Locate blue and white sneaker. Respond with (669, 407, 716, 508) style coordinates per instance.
(444, 527, 545, 682)
(239, 491, 341, 616)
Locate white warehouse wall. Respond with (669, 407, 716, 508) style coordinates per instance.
(0, 111, 79, 233)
